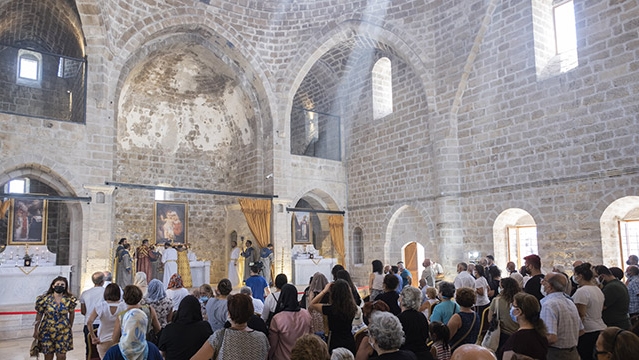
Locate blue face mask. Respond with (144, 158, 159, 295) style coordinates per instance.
(200, 296, 209, 303)
(510, 306, 518, 322)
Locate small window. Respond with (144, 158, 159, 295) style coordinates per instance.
(16, 50, 42, 87)
(372, 57, 393, 119)
(352, 227, 364, 265)
(532, 0, 578, 79)
(507, 225, 538, 269)
(5, 178, 30, 194)
(553, 1, 577, 54)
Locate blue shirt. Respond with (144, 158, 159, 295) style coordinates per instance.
(627, 275, 639, 315)
(394, 273, 403, 293)
(245, 275, 268, 302)
(399, 268, 411, 288)
(430, 299, 460, 324)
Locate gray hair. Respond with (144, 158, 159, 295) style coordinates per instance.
(330, 348, 354, 360)
(400, 286, 422, 311)
(547, 272, 567, 292)
(368, 312, 404, 350)
(240, 286, 253, 296)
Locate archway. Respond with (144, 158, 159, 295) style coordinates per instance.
(493, 208, 537, 269)
(601, 196, 639, 268)
(385, 205, 431, 282)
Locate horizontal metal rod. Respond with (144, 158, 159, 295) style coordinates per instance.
(286, 207, 345, 215)
(106, 181, 278, 199)
(1, 193, 92, 202)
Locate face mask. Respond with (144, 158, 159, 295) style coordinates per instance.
(53, 285, 65, 294)
(596, 276, 603, 285)
(540, 285, 547, 297)
(200, 296, 209, 303)
(510, 306, 518, 322)
(498, 287, 503, 294)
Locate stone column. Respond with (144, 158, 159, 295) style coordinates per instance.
(79, 184, 115, 291)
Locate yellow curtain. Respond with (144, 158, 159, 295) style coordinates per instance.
(329, 215, 345, 266)
(238, 198, 272, 249)
(0, 200, 10, 217)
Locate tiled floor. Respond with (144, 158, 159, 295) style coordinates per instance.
(0, 330, 86, 360)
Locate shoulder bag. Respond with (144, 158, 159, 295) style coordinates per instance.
(481, 298, 501, 352)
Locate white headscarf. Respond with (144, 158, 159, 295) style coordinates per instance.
(118, 308, 148, 360)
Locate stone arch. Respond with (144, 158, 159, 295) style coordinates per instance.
(282, 20, 435, 136)
(293, 188, 341, 259)
(384, 205, 433, 274)
(600, 196, 639, 267)
(106, 11, 276, 129)
(493, 208, 537, 269)
(0, 164, 83, 281)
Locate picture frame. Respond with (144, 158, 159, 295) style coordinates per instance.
(291, 211, 312, 244)
(7, 198, 47, 245)
(154, 201, 188, 244)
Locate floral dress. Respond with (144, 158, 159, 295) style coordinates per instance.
(35, 294, 77, 354)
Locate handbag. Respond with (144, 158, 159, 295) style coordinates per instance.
(30, 338, 40, 357)
(481, 298, 501, 352)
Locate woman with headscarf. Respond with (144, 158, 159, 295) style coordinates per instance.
(157, 295, 213, 359)
(103, 308, 163, 360)
(268, 284, 312, 359)
(134, 272, 148, 297)
(307, 272, 329, 335)
(166, 273, 189, 312)
(142, 279, 173, 328)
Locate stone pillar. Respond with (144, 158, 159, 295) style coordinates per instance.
(272, 197, 293, 280)
(79, 184, 115, 291)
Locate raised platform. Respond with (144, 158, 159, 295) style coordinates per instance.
(0, 303, 84, 341)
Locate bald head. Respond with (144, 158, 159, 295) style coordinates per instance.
(451, 344, 497, 360)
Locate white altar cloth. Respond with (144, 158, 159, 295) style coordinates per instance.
(0, 265, 73, 306)
(189, 261, 210, 286)
(293, 258, 336, 286)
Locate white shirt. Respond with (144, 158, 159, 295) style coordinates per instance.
(166, 287, 190, 311)
(162, 247, 178, 263)
(80, 286, 105, 326)
(572, 285, 606, 332)
(94, 301, 128, 342)
(252, 297, 264, 315)
(475, 276, 490, 306)
(261, 291, 281, 322)
(454, 271, 476, 290)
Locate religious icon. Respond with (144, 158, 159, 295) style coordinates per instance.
(7, 198, 47, 245)
(291, 211, 312, 244)
(154, 201, 188, 244)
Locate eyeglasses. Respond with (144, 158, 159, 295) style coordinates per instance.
(594, 329, 625, 358)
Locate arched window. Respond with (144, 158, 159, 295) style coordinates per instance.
(352, 227, 363, 265)
(507, 225, 538, 269)
(372, 57, 393, 119)
(494, 208, 538, 268)
(17, 49, 42, 87)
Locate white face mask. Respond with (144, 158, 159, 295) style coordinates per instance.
(540, 285, 547, 297)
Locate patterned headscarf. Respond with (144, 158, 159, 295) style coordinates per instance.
(118, 308, 148, 360)
(309, 272, 329, 294)
(145, 279, 166, 303)
(168, 273, 183, 289)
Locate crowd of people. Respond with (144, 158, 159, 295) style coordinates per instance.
(30, 252, 639, 360)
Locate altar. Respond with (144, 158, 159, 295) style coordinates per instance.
(0, 265, 73, 306)
(293, 258, 337, 286)
(189, 260, 210, 287)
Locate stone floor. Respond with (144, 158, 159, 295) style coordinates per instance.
(0, 330, 86, 360)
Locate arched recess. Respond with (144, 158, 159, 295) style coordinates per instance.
(601, 196, 639, 268)
(385, 205, 433, 282)
(292, 189, 341, 259)
(493, 208, 538, 269)
(0, 165, 82, 270)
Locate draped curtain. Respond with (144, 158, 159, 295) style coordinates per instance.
(328, 215, 345, 266)
(238, 198, 271, 249)
(0, 200, 10, 217)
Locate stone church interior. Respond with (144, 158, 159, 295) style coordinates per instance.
(0, 0, 638, 347)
